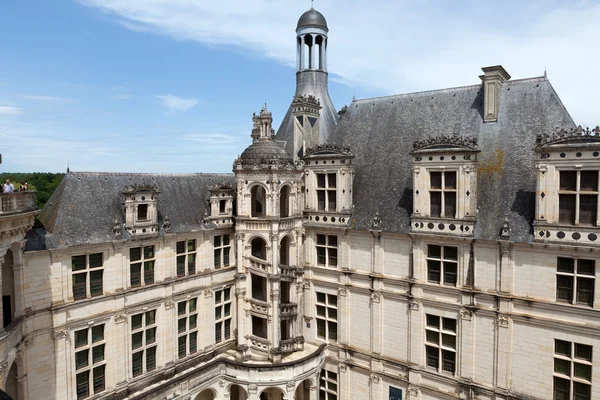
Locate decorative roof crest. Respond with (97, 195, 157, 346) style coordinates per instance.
(292, 94, 321, 107)
(122, 183, 159, 194)
(536, 125, 600, 147)
(210, 182, 233, 192)
(413, 134, 478, 151)
(304, 143, 354, 158)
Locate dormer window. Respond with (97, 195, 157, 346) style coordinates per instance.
(122, 184, 159, 238)
(219, 200, 226, 214)
(559, 170, 598, 226)
(430, 171, 457, 218)
(137, 204, 148, 221)
(317, 173, 336, 212)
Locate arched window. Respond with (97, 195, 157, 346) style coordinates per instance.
(251, 186, 266, 218)
(279, 236, 291, 266)
(280, 185, 290, 217)
(230, 385, 248, 400)
(195, 389, 216, 400)
(251, 237, 267, 260)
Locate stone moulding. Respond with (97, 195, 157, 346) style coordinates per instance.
(412, 134, 478, 152)
(536, 125, 600, 147)
(303, 143, 354, 158)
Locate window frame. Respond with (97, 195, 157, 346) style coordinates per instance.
(129, 245, 156, 288)
(425, 314, 457, 375)
(215, 287, 232, 343)
(553, 339, 592, 400)
(176, 239, 197, 277)
(319, 369, 338, 400)
(556, 257, 595, 307)
(74, 324, 106, 399)
(316, 172, 338, 212)
(316, 292, 338, 342)
(316, 234, 338, 268)
(71, 253, 104, 300)
(213, 234, 232, 269)
(429, 170, 458, 219)
(131, 310, 157, 378)
(177, 298, 199, 359)
(558, 170, 599, 226)
(426, 244, 459, 287)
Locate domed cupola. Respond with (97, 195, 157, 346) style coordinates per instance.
(234, 105, 294, 169)
(297, 7, 328, 31)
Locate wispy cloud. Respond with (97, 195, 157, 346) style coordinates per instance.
(78, 0, 600, 126)
(23, 95, 73, 103)
(0, 106, 23, 115)
(156, 94, 198, 113)
(182, 133, 237, 145)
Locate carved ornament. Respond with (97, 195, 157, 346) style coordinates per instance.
(413, 134, 478, 151)
(460, 308, 472, 321)
(304, 143, 354, 158)
(536, 125, 600, 147)
(53, 329, 69, 340)
(409, 300, 420, 311)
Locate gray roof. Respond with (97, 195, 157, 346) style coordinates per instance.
(328, 76, 575, 242)
(297, 8, 328, 30)
(29, 172, 234, 250)
(238, 140, 293, 166)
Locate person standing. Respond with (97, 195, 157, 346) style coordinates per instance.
(19, 182, 28, 191)
(3, 180, 14, 193)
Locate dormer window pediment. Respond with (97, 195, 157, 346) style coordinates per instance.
(122, 184, 159, 239)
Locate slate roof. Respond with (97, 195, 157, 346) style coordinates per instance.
(297, 8, 328, 31)
(29, 172, 234, 250)
(327, 76, 576, 242)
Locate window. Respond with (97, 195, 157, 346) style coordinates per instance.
(319, 370, 338, 400)
(251, 273, 267, 301)
(252, 315, 267, 339)
(317, 173, 337, 211)
(213, 235, 231, 269)
(219, 200, 227, 214)
(215, 287, 232, 343)
(72, 253, 103, 300)
(316, 234, 338, 267)
(74, 325, 106, 399)
(427, 245, 458, 286)
(559, 170, 598, 226)
(177, 298, 198, 359)
(316, 292, 337, 342)
(553, 339, 592, 400)
(557, 257, 595, 307)
(176, 240, 196, 277)
(137, 204, 148, 221)
(425, 314, 457, 374)
(130, 246, 155, 287)
(430, 171, 457, 218)
(251, 186, 266, 217)
(131, 310, 157, 377)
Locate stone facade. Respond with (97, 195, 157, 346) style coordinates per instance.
(0, 6, 598, 400)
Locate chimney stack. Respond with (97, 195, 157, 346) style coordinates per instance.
(480, 65, 511, 123)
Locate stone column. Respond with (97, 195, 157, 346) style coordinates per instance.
(459, 308, 474, 380)
(300, 35, 306, 70)
(11, 241, 25, 319)
(0, 249, 6, 330)
(499, 245, 514, 293)
(310, 34, 317, 69)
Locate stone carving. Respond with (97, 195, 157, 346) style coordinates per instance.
(204, 290, 213, 298)
(408, 385, 420, 396)
(164, 300, 174, 310)
(460, 308, 472, 321)
(409, 300, 421, 311)
(338, 286, 348, 296)
(413, 134, 478, 151)
(500, 217, 511, 240)
(113, 219, 122, 239)
(370, 374, 380, 384)
(371, 212, 381, 229)
(122, 184, 159, 194)
(497, 316, 510, 328)
(339, 363, 347, 373)
(53, 329, 69, 340)
(536, 125, 600, 147)
(371, 292, 381, 303)
(24, 336, 34, 347)
(292, 93, 321, 106)
(304, 143, 354, 158)
(162, 215, 171, 233)
(115, 314, 127, 324)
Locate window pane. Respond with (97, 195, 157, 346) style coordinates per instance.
(328, 190, 337, 211)
(224, 303, 231, 317)
(92, 344, 105, 363)
(73, 274, 87, 300)
(316, 305, 326, 317)
(89, 253, 103, 268)
(428, 245, 441, 259)
(188, 239, 196, 252)
(444, 192, 456, 217)
(444, 262, 457, 286)
(426, 346, 439, 368)
(144, 246, 154, 259)
(430, 172, 442, 189)
(132, 351, 143, 377)
(553, 377, 570, 400)
(430, 191, 442, 218)
(178, 335, 186, 358)
(555, 340, 571, 357)
(557, 276, 574, 303)
(178, 318, 187, 334)
(75, 350, 89, 370)
(224, 288, 231, 301)
(146, 310, 156, 325)
(131, 314, 143, 330)
(144, 261, 155, 284)
(189, 298, 197, 312)
(579, 195, 597, 226)
(188, 253, 196, 274)
(317, 247, 326, 265)
(444, 246, 458, 260)
(189, 331, 198, 354)
(176, 241, 185, 254)
(328, 322, 337, 341)
(223, 235, 230, 245)
(327, 294, 338, 306)
(176, 255, 185, 277)
(130, 248, 141, 262)
(426, 330, 439, 344)
(426, 314, 440, 328)
(75, 329, 88, 348)
(576, 277, 594, 306)
(328, 307, 337, 320)
(442, 350, 456, 373)
(225, 319, 231, 339)
(146, 327, 156, 344)
(442, 333, 456, 349)
(92, 365, 105, 393)
(213, 236, 221, 247)
(443, 318, 457, 332)
(557, 257, 575, 273)
(90, 270, 103, 296)
(317, 292, 326, 303)
(574, 362, 592, 381)
(574, 382, 591, 400)
(444, 171, 456, 189)
(427, 260, 441, 283)
(578, 259, 595, 275)
(575, 343, 593, 362)
(554, 358, 570, 375)
(214, 249, 221, 268)
(178, 301, 186, 316)
(146, 347, 156, 371)
(72, 255, 86, 271)
(215, 290, 222, 304)
(580, 171, 598, 191)
(560, 171, 577, 191)
(215, 322, 222, 343)
(92, 325, 104, 343)
(328, 173, 337, 188)
(76, 371, 89, 400)
(328, 236, 338, 247)
(317, 191, 326, 211)
(130, 264, 141, 287)
(189, 314, 197, 329)
(132, 332, 143, 350)
(317, 319, 326, 339)
(223, 247, 230, 267)
(328, 248, 338, 267)
(559, 194, 576, 224)
(317, 174, 326, 188)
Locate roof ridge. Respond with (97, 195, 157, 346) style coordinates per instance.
(69, 172, 234, 177)
(353, 84, 481, 103)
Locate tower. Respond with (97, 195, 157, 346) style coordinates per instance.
(276, 7, 339, 155)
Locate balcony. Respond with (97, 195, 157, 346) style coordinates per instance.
(0, 191, 35, 215)
(280, 303, 298, 318)
(247, 255, 270, 272)
(249, 298, 269, 314)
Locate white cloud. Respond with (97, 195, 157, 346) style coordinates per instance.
(78, 0, 600, 126)
(23, 95, 73, 103)
(0, 106, 23, 115)
(156, 94, 198, 113)
(183, 133, 236, 145)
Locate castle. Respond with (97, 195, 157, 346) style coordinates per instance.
(0, 7, 598, 400)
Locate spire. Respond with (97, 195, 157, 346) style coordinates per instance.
(251, 105, 274, 142)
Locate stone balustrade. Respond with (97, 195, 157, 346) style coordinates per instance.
(247, 255, 270, 272)
(0, 192, 35, 215)
(280, 302, 298, 318)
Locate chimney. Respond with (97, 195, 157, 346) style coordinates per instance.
(291, 94, 322, 160)
(480, 65, 511, 123)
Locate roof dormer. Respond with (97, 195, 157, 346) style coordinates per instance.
(411, 135, 480, 236)
(534, 126, 600, 245)
(122, 184, 159, 239)
(209, 182, 235, 228)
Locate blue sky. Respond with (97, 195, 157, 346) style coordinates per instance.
(1, 0, 599, 173)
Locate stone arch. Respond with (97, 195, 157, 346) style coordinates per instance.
(250, 236, 268, 260)
(259, 386, 286, 400)
(228, 383, 248, 400)
(250, 184, 268, 218)
(279, 184, 292, 218)
(195, 387, 216, 400)
(2, 248, 15, 328)
(279, 235, 293, 266)
(294, 378, 314, 400)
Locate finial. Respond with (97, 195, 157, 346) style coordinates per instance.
(311, 0, 314, 9)
(544, 67, 547, 78)
(67, 161, 70, 173)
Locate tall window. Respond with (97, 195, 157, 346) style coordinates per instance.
(251, 186, 266, 217)
(553, 339, 592, 400)
(74, 325, 106, 399)
(214, 235, 231, 269)
(176, 240, 196, 277)
(252, 315, 267, 339)
(430, 171, 457, 218)
(215, 288, 232, 343)
(177, 298, 198, 359)
(319, 370, 338, 400)
(559, 171, 598, 226)
(316, 234, 338, 268)
(425, 314, 457, 374)
(131, 310, 157, 377)
(130, 246, 155, 287)
(317, 173, 337, 211)
(557, 257, 595, 307)
(137, 204, 148, 221)
(316, 292, 337, 342)
(72, 253, 103, 300)
(427, 245, 458, 286)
